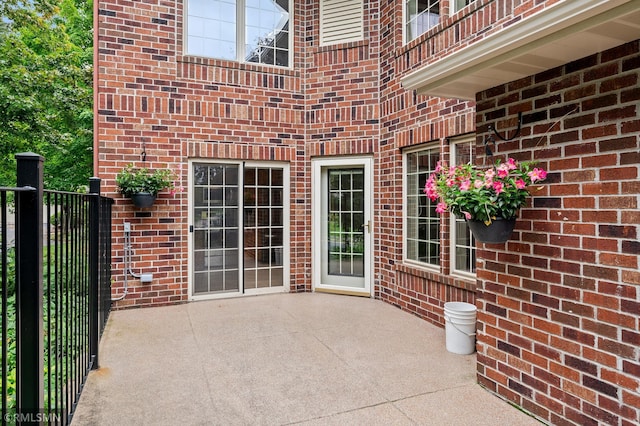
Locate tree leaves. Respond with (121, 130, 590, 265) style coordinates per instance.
(0, 0, 92, 190)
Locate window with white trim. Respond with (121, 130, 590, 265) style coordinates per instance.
(320, 0, 364, 46)
(452, 0, 476, 13)
(405, 0, 440, 43)
(186, 0, 291, 67)
(451, 138, 476, 275)
(404, 146, 440, 267)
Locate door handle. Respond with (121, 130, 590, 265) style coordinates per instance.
(364, 220, 371, 233)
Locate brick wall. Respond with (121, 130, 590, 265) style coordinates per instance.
(97, 1, 384, 306)
(475, 41, 639, 425)
(98, 0, 307, 306)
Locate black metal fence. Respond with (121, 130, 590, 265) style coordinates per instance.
(1, 153, 113, 424)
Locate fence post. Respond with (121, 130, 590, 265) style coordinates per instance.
(15, 152, 44, 422)
(88, 177, 101, 370)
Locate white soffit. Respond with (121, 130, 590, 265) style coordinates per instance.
(401, 0, 640, 100)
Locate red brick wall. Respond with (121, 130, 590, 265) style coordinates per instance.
(98, 0, 307, 306)
(97, 1, 384, 306)
(475, 41, 640, 425)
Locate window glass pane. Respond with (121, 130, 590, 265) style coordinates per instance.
(245, 0, 289, 65)
(405, 148, 440, 266)
(452, 140, 476, 274)
(271, 168, 283, 185)
(453, 0, 476, 12)
(186, 0, 237, 59)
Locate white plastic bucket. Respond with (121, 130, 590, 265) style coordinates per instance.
(444, 302, 477, 355)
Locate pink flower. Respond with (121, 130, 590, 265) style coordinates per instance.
(434, 161, 444, 173)
(496, 166, 509, 179)
(459, 179, 471, 191)
(435, 202, 447, 213)
(474, 179, 484, 189)
(484, 169, 495, 180)
(424, 175, 438, 200)
(515, 179, 526, 189)
(528, 168, 547, 182)
(446, 178, 455, 187)
(424, 182, 439, 201)
(462, 211, 472, 220)
(493, 180, 504, 195)
(506, 158, 517, 170)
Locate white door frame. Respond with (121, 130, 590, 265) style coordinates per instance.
(311, 156, 373, 297)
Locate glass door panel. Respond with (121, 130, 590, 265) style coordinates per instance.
(191, 162, 288, 298)
(192, 163, 240, 295)
(326, 169, 365, 279)
(243, 167, 284, 291)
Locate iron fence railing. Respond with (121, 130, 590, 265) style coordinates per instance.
(0, 153, 113, 425)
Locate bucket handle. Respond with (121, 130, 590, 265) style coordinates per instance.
(444, 314, 476, 337)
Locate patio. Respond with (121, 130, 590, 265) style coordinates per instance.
(72, 293, 539, 425)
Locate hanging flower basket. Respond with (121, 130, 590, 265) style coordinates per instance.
(424, 157, 547, 243)
(467, 217, 516, 244)
(130, 192, 157, 208)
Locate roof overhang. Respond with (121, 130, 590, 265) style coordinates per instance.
(401, 0, 640, 100)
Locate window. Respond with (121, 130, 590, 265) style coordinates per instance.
(186, 0, 291, 67)
(452, 0, 476, 13)
(451, 139, 476, 275)
(405, 147, 440, 267)
(320, 0, 363, 46)
(405, 0, 440, 43)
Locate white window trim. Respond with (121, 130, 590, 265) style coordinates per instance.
(184, 0, 293, 70)
(402, 144, 440, 272)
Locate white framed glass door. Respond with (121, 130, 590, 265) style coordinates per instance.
(189, 161, 289, 299)
(312, 157, 373, 296)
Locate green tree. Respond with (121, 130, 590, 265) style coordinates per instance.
(0, 0, 93, 190)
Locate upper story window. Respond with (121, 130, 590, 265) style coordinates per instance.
(452, 0, 476, 13)
(320, 0, 363, 46)
(405, 0, 440, 43)
(404, 146, 440, 267)
(186, 0, 291, 67)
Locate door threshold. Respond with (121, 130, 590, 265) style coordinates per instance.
(315, 287, 371, 297)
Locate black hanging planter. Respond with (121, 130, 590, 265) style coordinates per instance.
(130, 192, 156, 208)
(467, 217, 517, 244)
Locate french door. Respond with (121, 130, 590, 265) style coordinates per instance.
(189, 161, 289, 299)
(312, 157, 373, 296)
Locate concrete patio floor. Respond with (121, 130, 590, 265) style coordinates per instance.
(72, 293, 540, 425)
